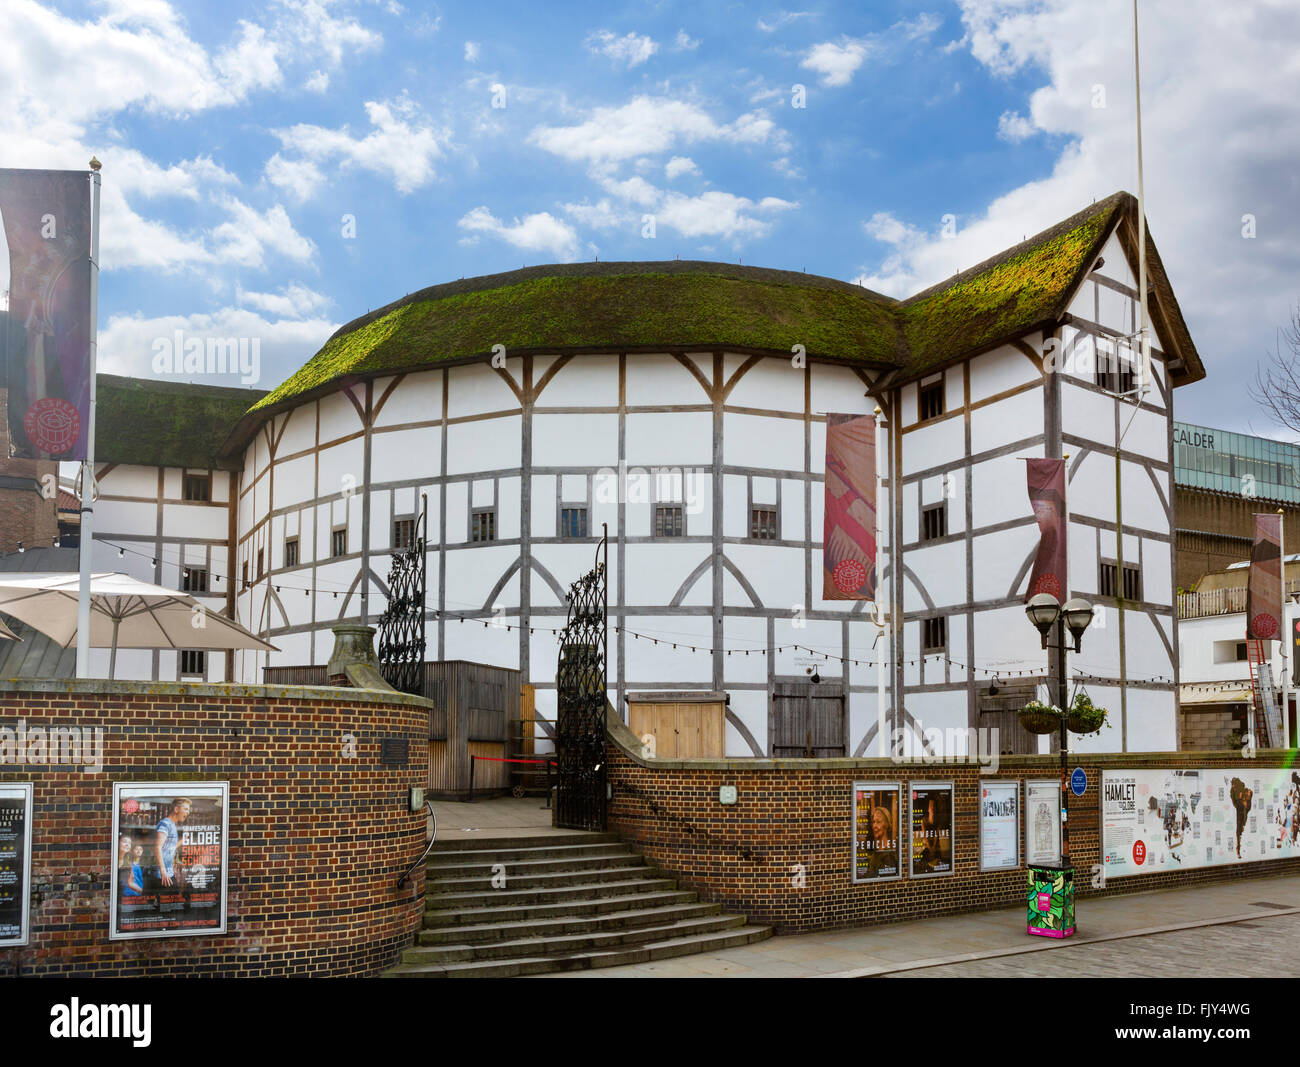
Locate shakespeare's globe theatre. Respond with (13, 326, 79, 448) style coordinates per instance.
(85, 193, 1201, 757)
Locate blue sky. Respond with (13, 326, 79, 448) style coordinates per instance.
(4, 0, 1298, 434)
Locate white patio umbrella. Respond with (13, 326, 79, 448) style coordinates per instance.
(0, 571, 277, 678)
(0, 617, 17, 641)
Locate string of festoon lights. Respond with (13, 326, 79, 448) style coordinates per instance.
(0, 532, 1176, 684)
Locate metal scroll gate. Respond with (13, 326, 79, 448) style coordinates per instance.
(377, 495, 428, 696)
(555, 526, 609, 831)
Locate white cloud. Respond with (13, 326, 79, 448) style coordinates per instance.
(215, 20, 282, 97)
(997, 110, 1035, 143)
(655, 190, 796, 240)
(265, 153, 325, 202)
(562, 199, 633, 232)
(674, 29, 700, 51)
(665, 156, 699, 179)
(276, 0, 381, 67)
(529, 96, 776, 165)
(464, 40, 480, 62)
(801, 39, 869, 87)
(458, 206, 581, 261)
(585, 30, 658, 68)
(237, 282, 332, 318)
(757, 10, 813, 33)
(304, 69, 330, 92)
(274, 96, 447, 194)
(211, 198, 316, 268)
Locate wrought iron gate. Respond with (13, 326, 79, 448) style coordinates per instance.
(377, 495, 427, 696)
(555, 525, 609, 830)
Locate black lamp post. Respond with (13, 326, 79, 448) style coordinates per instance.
(1025, 593, 1094, 866)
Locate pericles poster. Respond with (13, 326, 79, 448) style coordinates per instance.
(979, 780, 1020, 872)
(111, 782, 228, 939)
(1102, 768, 1300, 876)
(852, 781, 901, 882)
(0, 783, 33, 945)
(1025, 779, 1062, 866)
(910, 782, 954, 877)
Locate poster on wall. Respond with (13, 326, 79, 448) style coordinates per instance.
(111, 782, 228, 939)
(979, 780, 1020, 872)
(1102, 768, 1300, 877)
(0, 783, 33, 946)
(1025, 779, 1062, 867)
(852, 781, 901, 882)
(909, 782, 954, 877)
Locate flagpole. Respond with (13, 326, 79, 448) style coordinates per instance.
(76, 159, 101, 679)
(1133, 0, 1151, 396)
(874, 405, 887, 757)
(1281, 509, 1290, 749)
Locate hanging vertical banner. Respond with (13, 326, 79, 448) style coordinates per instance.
(1025, 458, 1067, 601)
(0, 168, 93, 460)
(1247, 513, 1282, 640)
(823, 413, 877, 600)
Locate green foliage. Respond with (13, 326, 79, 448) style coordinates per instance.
(1067, 692, 1110, 733)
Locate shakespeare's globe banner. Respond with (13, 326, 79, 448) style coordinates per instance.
(1025, 458, 1067, 602)
(0, 168, 93, 460)
(1247, 513, 1282, 640)
(823, 413, 877, 601)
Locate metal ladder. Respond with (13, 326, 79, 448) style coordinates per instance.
(1246, 639, 1285, 749)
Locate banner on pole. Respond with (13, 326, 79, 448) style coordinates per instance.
(0, 168, 93, 460)
(1247, 513, 1282, 640)
(1025, 458, 1067, 601)
(823, 412, 877, 600)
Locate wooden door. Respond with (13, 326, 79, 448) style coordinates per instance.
(771, 680, 845, 757)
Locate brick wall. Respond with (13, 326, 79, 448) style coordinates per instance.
(0, 679, 430, 976)
(605, 719, 1300, 933)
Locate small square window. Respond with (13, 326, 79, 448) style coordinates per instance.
(182, 567, 208, 593)
(655, 505, 684, 537)
(1096, 343, 1137, 394)
(284, 538, 299, 568)
(922, 617, 947, 653)
(918, 381, 944, 421)
(750, 506, 778, 540)
(1235, 641, 1248, 661)
(560, 507, 588, 539)
(471, 510, 496, 542)
(182, 472, 211, 502)
(1100, 561, 1141, 601)
(921, 503, 947, 542)
(393, 519, 416, 550)
(332, 528, 348, 558)
(179, 650, 206, 677)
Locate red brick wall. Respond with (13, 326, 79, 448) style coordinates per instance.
(0, 680, 429, 976)
(607, 736, 1300, 933)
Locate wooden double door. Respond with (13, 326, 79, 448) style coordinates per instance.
(770, 678, 846, 758)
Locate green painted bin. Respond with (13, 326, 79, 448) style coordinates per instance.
(1026, 865, 1075, 938)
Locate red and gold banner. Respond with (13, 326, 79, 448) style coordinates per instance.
(0, 168, 93, 460)
(1025, 458, 1067, 601)
(823, 413, 877, 600)
(1247, 514, 1282, 640)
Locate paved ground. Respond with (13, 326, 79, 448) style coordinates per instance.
(432, 794, 565, 841)
(887, 911, 1300, 978)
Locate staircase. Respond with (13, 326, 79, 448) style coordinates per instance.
(385, 832, 771, 977)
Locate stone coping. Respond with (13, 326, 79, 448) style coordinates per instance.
(605, 711, 1295, 771)
(0, 676, 434, 709)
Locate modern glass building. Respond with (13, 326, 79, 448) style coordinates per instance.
(1173, 422, 1300, 504)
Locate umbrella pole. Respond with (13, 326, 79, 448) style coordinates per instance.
(109, 616, 119, 680)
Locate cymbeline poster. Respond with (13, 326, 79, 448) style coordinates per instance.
(852, 781, 901, 882)
(910, 782, 954, 877)
(111, 782, 228, 939)
(0, 783, 33, 946)
(1102, 768, 1300, 876)
(1026, 779, 1062, 867)
(979, 779, 1020, 872)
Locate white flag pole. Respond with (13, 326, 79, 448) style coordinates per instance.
(1281, 509, 1290, 749)
(75, 159, 101, 679)
(874, 405, 888, 757)
(1133, 0, 1151, 397)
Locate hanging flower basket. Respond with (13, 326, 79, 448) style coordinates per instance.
(1018, 700, 1062, 735)
(1067, 692, 1109, 734)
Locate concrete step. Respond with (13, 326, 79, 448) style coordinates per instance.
(427, 863, 652, 894)
(428, 841, 638, 867)
(428, 832, 618, 853)
(385, 924, 773, 978)
(418, 899, 722, 944)
(426, 847, 636, 881)
(425, 885, 692, 925)
(401, 913, 750, 965)
(426, 873, 681, 909)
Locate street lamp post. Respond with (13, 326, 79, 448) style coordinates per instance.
(1026, 594, 1094, 922)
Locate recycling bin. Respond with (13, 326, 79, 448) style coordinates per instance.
(1026, 865, 1075, 938)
